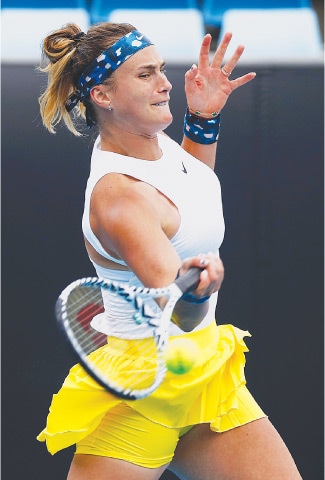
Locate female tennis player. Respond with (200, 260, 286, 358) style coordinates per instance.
(37, 22, 302, 479)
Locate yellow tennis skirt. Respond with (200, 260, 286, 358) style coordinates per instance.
(37, 322, 265, 457)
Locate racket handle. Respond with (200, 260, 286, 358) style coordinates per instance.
(174, 267, 202, 294)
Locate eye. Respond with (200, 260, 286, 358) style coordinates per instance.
(160, 67, 167, 75)
(139, 73, 150, 78)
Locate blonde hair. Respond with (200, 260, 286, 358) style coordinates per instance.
(38, 22, 135, 136)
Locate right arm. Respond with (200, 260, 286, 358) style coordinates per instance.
(88, 173, 224, 331)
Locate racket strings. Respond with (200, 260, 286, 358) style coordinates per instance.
(65, 286, 107, 353)
(63, 283, 164, 394)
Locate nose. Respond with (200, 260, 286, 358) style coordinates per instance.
(158, 72, 172, 93)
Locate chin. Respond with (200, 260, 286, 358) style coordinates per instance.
(159, 112, 173, 130)
(143, 110, 173, 135)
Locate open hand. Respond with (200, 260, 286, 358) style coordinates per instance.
(185, 32, 256, 117)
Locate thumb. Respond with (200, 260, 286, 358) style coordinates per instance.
(185, 64, 198, 81)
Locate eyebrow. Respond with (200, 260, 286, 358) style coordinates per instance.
(136, 61, 166, 71)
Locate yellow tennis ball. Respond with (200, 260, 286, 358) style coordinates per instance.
(164, 338, 199, 375)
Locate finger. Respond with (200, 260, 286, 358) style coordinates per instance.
(179, 255, 210, 276)
(184, 63, 198, 82)
(230, 72, 256, 90)
(220, 44, 245, 77)
(197, 34, 213, 70)
(210, 31, 233, 69)
(206, 256, 224, 286)
(195, 257, 224, 295)
(195, 271, 223, 296)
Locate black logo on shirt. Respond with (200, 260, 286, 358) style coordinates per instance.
(181, 161, 187, 174)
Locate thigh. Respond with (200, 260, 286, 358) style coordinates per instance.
(67, 455, 167, 480)
(170, 418, 302, 480)
(68, 402, 183, 479)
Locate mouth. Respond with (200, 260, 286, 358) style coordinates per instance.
(152, 101, 169, 107)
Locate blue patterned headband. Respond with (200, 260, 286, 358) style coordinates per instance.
(66, 30, 153, 126)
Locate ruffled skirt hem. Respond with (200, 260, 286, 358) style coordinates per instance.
(37, 322, 264, 455)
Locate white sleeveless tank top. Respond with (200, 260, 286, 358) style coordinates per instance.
(82, 133, 225, 338)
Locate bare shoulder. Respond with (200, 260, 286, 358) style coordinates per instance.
(91, 172, 159, 218)
(90, 173, 161, 245)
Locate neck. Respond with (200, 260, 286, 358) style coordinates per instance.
(99, 128, 163, 160)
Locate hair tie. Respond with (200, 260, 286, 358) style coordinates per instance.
(73, 32, 86, 41)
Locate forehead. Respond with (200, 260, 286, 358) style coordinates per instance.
(119, 45, 164, 71)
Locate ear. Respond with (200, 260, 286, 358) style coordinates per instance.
(90, 85, 112, 110)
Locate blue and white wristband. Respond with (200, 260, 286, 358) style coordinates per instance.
(183, 107, 221, 145)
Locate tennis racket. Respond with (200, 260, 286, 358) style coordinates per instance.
(56, 267, 202, 400)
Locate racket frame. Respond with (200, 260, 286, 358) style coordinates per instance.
(56, 268, 201, 400)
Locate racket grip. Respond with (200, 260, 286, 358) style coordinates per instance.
(174, 267, 202, 294)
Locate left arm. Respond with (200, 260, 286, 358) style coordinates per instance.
(181, 139, 218, 171)
(181, 32, 256, 170)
